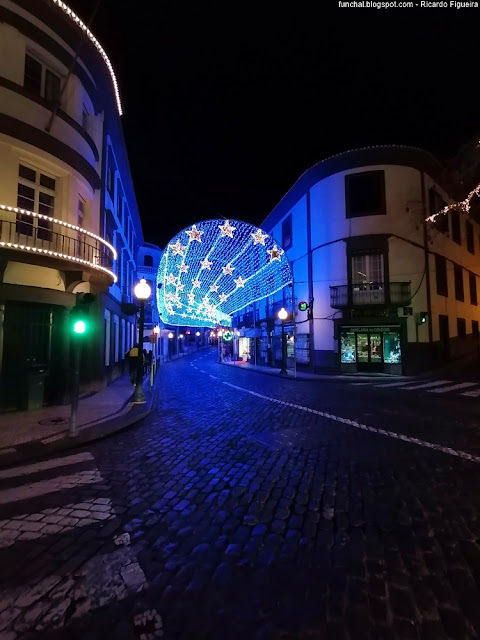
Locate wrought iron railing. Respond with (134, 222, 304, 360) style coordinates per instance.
(0, 216, 114, 274)
(330, 282, 411, 308)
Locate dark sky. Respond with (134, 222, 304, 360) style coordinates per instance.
(67, 2, 479, 248)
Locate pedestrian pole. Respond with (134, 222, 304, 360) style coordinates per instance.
(69, 336, 81, 437)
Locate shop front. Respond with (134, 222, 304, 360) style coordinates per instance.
(338, 324, 403, 374)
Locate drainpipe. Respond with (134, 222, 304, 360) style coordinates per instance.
(306, 190, 315, 371)
(421, 172, 433, 347)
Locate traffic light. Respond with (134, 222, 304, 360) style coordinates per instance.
(420, 311, 428, 324)
(70, 293, 95, 335)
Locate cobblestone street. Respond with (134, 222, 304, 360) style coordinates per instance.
(2, 349, 480, 639)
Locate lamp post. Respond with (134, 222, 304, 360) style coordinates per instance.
(153, 325, 160, 364)
(218, 329, 223, 363)
(168, 332, 174, 360)
(133, 278, 151, 403)
(278, 307, 288, 375)
(196, 331, 200, 350)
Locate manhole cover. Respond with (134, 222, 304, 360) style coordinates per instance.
(38, 417, 69, 426)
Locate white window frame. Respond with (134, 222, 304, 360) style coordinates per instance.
(25, 51, 62, 101)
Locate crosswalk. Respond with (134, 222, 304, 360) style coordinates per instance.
(350, 378, 480, 399)
(0, 451, 115, 549)
(0, 451, 149, 636)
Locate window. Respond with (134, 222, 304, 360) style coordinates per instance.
(457, 318, 467, 339)
(82, 104, 89, 130)
(282, 214, 292, 250)
(345, 171, 386, 218)
(473, 320, 479, 335)
(76, 196, 86, 258)
(24, 53, 61, 102)
(351, 252, 385, 304)
(429, 187, 448, 234)
(470, 272, 477, 306)
(16, 164, 55, 240)
(451, 210, 461, 245)
(351, 252, 384, 284)
(466, 221, 475, 254)
(435, 254, 448, 297)
(144, 254, 153, 267)
(106, 149, 115, 199)
(117, 190, 123, 222)
(454, 264, 464, 302)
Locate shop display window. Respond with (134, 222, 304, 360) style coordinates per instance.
(383, 331, 401, 364)
(340, 331, 356, 363)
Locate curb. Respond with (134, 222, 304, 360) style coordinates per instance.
(219, 361, 412, 383)
(0, 376, 159, 470)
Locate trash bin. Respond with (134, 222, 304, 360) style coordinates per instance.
(24, 368, 47, 411)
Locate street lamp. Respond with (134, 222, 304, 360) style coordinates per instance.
(278, 307, 288, 375)
(218, 329, 223, 363)
(133, 278, 151, 403)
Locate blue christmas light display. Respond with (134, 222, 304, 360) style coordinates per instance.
(157, 219, 293, 327)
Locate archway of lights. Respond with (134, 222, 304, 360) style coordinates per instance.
(157, 219, 293, 327)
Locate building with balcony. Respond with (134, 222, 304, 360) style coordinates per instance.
(232, 145, 480, 375)
(0, 0, 143, 410)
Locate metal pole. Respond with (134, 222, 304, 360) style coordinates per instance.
(69, 336, 81, 436)
(133, 301, 146, 403)
(253, 300, 257, 368)
(280, 320, 287, 375)
(292, 279, 297, 379)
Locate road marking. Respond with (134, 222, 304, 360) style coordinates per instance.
(460, 388, 480, 397)
(399, 380, 453, 391)
(428, 382, 478, 394)
(0, 470, 103, 505)
(0, 452, 95, 480)
(374, 380, 426, 388)
(209, 375, 218, 379)
(222, 381, 480, 464)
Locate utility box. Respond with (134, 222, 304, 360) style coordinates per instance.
(24, 368, 47, 411)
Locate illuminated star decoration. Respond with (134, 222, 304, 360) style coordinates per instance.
(157, 219, 292, 327)
(185, 224, 204, 243)
(219, 220, 236, 238)
(267, 244, 283, 262)
(169, 239, 186, 256)
(251, 228, 268, 245)
(200, 256, 213, 270)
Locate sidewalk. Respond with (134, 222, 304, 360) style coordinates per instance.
(0, 370, 158, 469)
(220, 360, 413, 382)
(221, 352, 480, 383)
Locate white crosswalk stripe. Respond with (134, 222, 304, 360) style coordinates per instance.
(0, 451, 114, 549)
(350, 378, 480, 399)
(399, 380, 453, 391)
(428, 382, 479, 394)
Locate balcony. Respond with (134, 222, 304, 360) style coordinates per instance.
(330, 282, 411, 309)
(0, 206, 116, 283)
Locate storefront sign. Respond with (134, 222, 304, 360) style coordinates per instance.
(342, 326, 400, 333)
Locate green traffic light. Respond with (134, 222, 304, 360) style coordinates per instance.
(73, 319, 86, 334)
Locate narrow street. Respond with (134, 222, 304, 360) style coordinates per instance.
(2, 349, 480, 639)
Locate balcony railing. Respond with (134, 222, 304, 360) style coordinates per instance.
(330, 282, 411, 308)
(0, 210, 116, 281)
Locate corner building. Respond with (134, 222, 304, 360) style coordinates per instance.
(234, 146, 480, 375)
(0, 0, 143, 410)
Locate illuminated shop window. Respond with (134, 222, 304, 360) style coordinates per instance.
(383, 331, 401, 364)
(340, 331, 356, 363)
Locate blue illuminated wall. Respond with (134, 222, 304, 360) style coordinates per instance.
(156, 219, 293, 327)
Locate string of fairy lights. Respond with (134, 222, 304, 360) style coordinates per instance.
(156, 219, 292, 327)
(426, 139, 480, 224)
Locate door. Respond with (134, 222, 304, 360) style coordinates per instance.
(438, 315, 450, 362)
(355, 331, 383, 371)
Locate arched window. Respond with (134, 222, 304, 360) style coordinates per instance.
(144, 254, 153, 267)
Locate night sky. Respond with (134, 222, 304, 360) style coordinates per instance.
(67, 2, 479, 248)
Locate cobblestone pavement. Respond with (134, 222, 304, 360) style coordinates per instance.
(2, 349, 480, 639)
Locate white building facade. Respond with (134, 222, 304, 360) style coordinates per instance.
(233, 146, 480, 375)
(0, 0, 143, 410)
